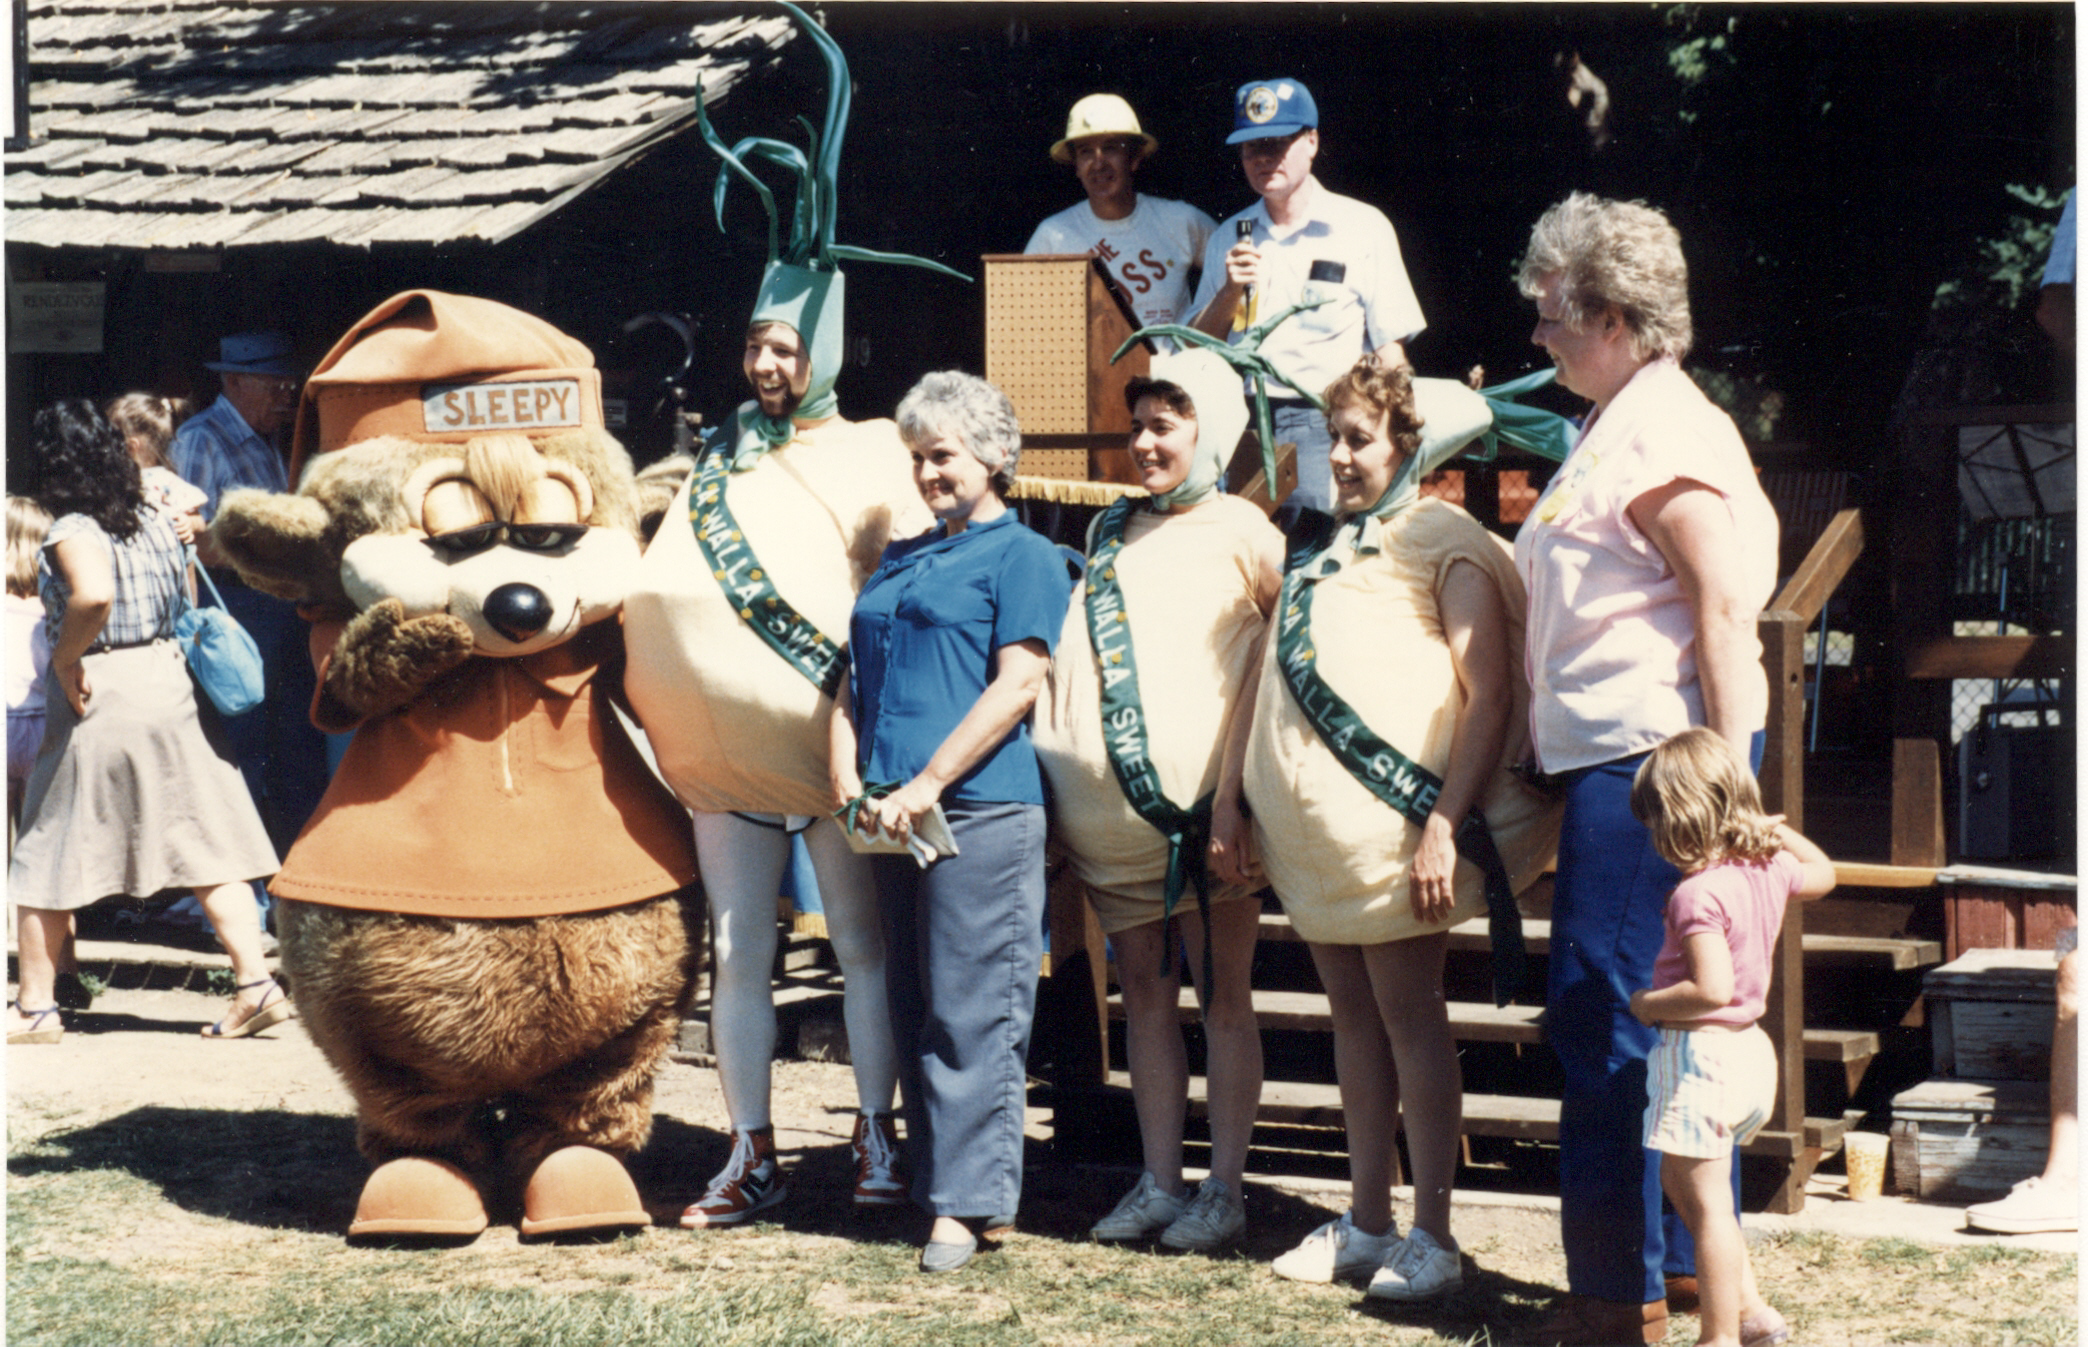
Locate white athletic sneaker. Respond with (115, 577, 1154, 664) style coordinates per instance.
(1366, 1227, 1463, 1300)
(1270, 1209, 1401, 1284)
(1965, 1174, 2080, 1234)
(1090, 1171, 1188, 1242)
(1159, 1176, 1246, 1252)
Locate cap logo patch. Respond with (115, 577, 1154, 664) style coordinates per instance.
(1243, 86, 1280, 124)
(423, 379, 582, 433)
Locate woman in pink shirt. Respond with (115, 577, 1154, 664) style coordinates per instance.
(1508, 194, 1781, 1347)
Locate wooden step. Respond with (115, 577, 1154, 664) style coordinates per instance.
(1250, 914, 1941, 970)
(1115, 987, 1880, 1070)
(1106, 1071, 1856, 1154)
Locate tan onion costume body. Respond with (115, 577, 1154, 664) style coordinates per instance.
(623, 415, 929, 816)
(1035, 495, 1281, 934)
(1243, 498, 1560, 945)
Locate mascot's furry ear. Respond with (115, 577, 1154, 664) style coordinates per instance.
(211, 489, 338, 605)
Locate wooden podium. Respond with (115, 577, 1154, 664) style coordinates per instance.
(981, 253, 1150, 485)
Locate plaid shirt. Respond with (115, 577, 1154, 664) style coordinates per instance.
(168, 394, 287, 521)
(40, 510, 188, 651)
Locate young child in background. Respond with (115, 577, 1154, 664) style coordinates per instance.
(1627, 728, 1838, 1347)
(6, 495, 92, 1008)
(104, 393, 204, 544)
(7, 495, 53, 832)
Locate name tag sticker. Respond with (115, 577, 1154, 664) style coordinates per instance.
(422, 380, 582, 432)
(1307, 259, 1347, 284)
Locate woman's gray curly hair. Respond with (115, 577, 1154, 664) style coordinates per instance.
(895, 370, 1023, 493)
(1517, 192, 1693, 364)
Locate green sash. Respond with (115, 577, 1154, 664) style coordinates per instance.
(1086, 498, 1216, 998)
(1272, 547, 1528, 1007)
(688, 440, 848, 699)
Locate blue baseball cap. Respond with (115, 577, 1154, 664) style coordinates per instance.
(1226, 78, 1318, 145)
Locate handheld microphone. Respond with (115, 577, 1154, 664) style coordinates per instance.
(1236, 219, 1256, 325)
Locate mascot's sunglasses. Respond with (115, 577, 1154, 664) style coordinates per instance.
(423, 521, 591, 557)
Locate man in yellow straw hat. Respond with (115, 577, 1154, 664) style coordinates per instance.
(1026, 93, 1215, 335)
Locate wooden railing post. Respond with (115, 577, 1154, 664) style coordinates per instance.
(1757, 610, 1808, 1149)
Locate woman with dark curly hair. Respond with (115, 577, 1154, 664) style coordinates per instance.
(7, 399, 284, 1045)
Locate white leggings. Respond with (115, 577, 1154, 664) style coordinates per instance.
(694, 811, 897, 1130)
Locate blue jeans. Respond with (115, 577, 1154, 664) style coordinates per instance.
(1274, 405, 1335, 514)
(875, 801, 1046, 1219)
(1548, 735, 1758, 1303)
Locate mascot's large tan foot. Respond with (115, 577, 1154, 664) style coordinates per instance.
(518, 1146, 651, 1240)
(349, 1157, 490, 1242)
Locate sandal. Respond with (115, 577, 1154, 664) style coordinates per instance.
(9, 1003, 64, 1045)
(202, 977, 296, 1040)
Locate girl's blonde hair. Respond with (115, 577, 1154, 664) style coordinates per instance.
(7, 495, 53, 598)
(1629, 727, 1782, 873)
(104, 392, 191, 472)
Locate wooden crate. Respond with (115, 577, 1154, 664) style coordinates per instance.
(1925, 947, 2057, 1080)
(1889, 1077, 2048, 1199)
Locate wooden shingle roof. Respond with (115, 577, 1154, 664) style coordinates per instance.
(5, 2, 792, 250)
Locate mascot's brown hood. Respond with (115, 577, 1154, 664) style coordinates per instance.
(290, 289, 603, 483)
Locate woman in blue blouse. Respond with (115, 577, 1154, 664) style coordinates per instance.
(830, 370, 1071, 1272)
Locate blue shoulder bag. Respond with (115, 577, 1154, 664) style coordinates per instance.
(174, 548, 265, 717)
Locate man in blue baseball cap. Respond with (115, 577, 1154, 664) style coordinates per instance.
(1189, 78, 1428, 518)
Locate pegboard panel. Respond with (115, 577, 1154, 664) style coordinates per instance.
(1019, 448, 1090, 481)
(984, 255, 1089, 435)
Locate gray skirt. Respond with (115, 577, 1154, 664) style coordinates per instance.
(9, 640, 278, 910)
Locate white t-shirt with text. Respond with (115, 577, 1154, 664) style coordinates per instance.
(1026, 194, 1217, 332)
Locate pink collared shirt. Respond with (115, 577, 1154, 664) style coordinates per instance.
(1512, 359, 1779, 773)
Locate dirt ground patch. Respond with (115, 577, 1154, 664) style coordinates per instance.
(7, 986, 2078, 1346)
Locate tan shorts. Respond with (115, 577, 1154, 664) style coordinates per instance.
(1085, 878, 1259, 937)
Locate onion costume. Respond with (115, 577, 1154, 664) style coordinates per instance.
(1243, 378, 1567, 997)
(619, 1, 966, 1225)
(1034, 348, 1279, 934)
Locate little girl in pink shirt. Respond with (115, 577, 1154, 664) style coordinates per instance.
(1626, 728, 1837, 1347)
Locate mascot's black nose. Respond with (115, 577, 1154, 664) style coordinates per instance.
(483, 583, 554, 643)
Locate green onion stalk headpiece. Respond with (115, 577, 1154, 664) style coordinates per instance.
(698, 1, 971, 469)
(1366, 369, 1577, 523)
(1111, 298, 1331, 498)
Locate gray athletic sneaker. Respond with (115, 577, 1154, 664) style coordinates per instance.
(1159, 1176, 1246, 1252)
(1090, 1171, 1188, 1241)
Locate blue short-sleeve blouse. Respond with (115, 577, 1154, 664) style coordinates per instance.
(849, 511, 1072, 805)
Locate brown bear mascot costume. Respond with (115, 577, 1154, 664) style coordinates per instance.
(211, 291, 699, 1242)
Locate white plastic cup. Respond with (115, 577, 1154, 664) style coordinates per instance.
(1844, 1131, 1891, 1200)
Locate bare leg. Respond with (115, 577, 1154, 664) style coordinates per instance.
(1363, 933, 1460, 1249)
(1663, 1150, 1759, 1347)
(1180, 899, 1263, 1191)
(1111, 918, 1189, 1192)
(1305, 940, 1401, 1238)
(196, 881, 280, 1027)
(2045, 950, 2077, 1187)
(9, 905, 69, 1025)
